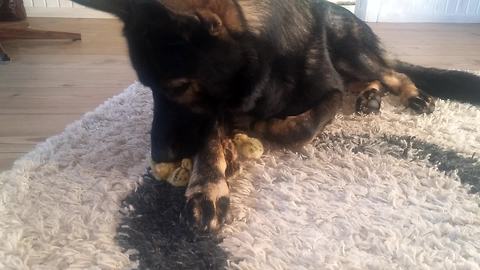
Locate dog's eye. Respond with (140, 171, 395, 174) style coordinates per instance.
(167, 79, 191, 92)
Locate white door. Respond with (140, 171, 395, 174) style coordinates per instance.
(356, 0, 480, 23)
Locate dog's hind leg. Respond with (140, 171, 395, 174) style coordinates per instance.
(251, 90, 342, 147)
(323, 3, 435, 114)
(338, 60, 435, 114)
(347, 73, 436, 114)
(381, 70, 435, 114)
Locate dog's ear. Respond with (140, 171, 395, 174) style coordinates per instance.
(160, 0, 238, 37)
(149, 7, 226, 38)
(71, 0, 129, 19)
(72, 0, 234, 37)
(194, 10, 223, 36)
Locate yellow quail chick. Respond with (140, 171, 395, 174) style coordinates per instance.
(151, 159, 193, 187)
(233, 133, 264, 160)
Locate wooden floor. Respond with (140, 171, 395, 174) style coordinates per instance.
(0, 18, 479, 171)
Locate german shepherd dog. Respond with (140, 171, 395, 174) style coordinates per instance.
(73, 0, 480, 232)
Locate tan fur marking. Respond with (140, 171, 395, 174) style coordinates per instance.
(382, 74, 402, 92)
(174, 88, 197, 105)
(382, 71, 419, 104)
(201, 135, 227, 173)
(215, 152, 228, 175)
(347, 80, 382, 95)
(167, 78, 190, 88)
(250, 91, 342, 146)
(367, 81, 382, 92)
(160, 0, 244, 33)
(236, 0, 268, 35)
(186, 129, 232, 198)
(185, 181, 229, 199)
(169, 80, 201, 106)
(264, 111, 313, 137)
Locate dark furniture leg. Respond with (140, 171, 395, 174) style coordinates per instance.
(0, 42, 10, 62)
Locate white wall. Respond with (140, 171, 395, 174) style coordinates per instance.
(356, 0, 480, 23)
(28, 0, 480, 22)
(24, 0, 352, 19)
(24, 0, 113, 18)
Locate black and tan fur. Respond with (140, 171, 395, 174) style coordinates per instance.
(73, 0, 480, 232)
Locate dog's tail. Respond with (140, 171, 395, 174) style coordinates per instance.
(393, 61, 480, 105)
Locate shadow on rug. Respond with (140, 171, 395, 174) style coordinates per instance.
(326, 134, 480, 193)
(116, 175, 228, 270)
(116, 134, 480, 270)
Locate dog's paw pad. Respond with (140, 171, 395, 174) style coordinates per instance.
(233, 133, 264, 160)
(185, 193, 230, 233)
(408, 91, 435, 114)
(356, 89, 382, 114)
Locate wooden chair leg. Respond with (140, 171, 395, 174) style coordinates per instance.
(0, 42, 10, 62)
(0, 28, 81, 41)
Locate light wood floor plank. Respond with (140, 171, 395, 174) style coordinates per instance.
(0, 153, 23, 171)
(0, 18, 137, 171)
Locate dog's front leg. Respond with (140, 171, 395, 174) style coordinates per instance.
(185, 126, 233, 233)
(251, 90, 343, 147)
(150, 93, 213, 183)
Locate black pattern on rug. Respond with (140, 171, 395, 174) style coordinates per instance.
(319, 134, 480, 193)
(117, 134, 480, 269)
(116, 175, 228, 270)
(384, 135, 480, 193)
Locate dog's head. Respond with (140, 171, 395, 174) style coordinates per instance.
(74, 0, 249, 113)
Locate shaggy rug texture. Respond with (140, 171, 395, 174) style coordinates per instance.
(1, 82, 480, 270)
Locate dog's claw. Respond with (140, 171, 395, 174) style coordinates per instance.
(408, 90, 435, 114)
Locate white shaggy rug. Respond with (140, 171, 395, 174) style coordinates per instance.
(1, 82, 480, 270)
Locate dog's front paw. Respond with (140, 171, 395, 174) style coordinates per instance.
(356, 89, 382, 114)
(408, 90, 435, 114)
(185, 181, 230, 233)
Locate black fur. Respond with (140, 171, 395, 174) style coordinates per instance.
(71, 0, 480, 231)
(394, 61, 480, 105)
(71, 0, 480, 163)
